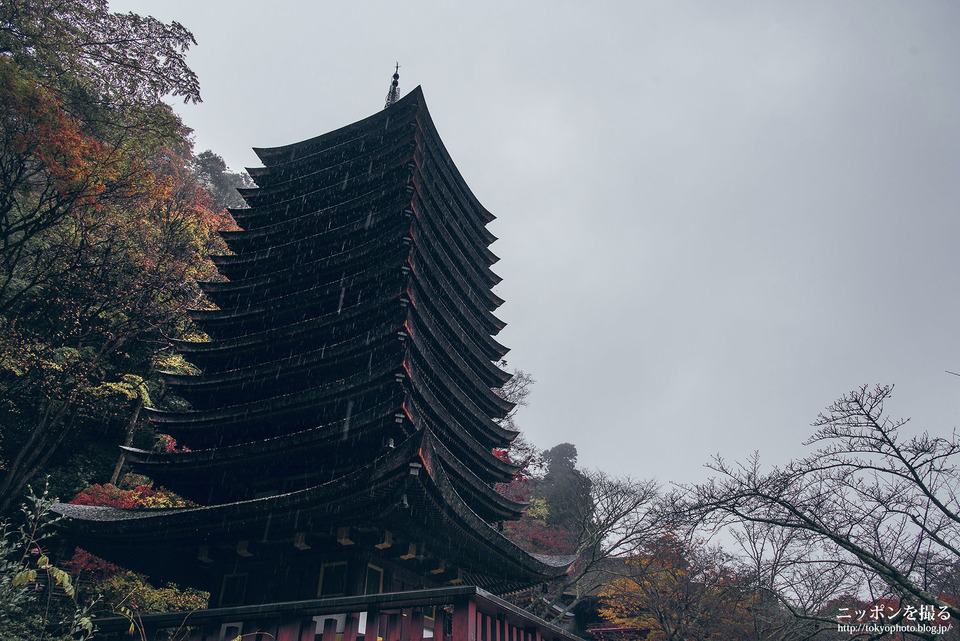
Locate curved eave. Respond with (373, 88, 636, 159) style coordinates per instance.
(210, 206, 408, 277)
(407, 274, 507, 358)
(233, 154, 414, 214)
(241, 129, 417, 200)
(209, 218, 409, 284)
(53, 431, 572, 587)
(410, 192, 503, 300)
(404, 313, 514, 419)
(217, 192, 406, 253)
(405, 339, 515, 443)
(198, 243, 405, 310)
(430, 434, 526, 521)
(412, 138, 499, 257)
(161, 321, 402, 393)
(403, 391, 518, 485)
(125, 412, 520, 524)
(53, 434, 426, 539)
(145, 363, 403, 442)
(407, 281, 510, 373)
(218, 188, 411, 252)
(252, 88, 421, 167)
(190, 260, 404, 341)
(409, 244, 505, 336)
(414, 430, 571, 582)
(225, 181, 410, 232)
(192, 260, 401, 324)
(171, 291, 405, 359)
(123, 402, 401, 474)
(411, 94, 497, 228)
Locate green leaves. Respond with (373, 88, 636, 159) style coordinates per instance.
(154, 352, 200, 377)
(0, 483, 91, 638)
(11, 568, 36, 586)
(49, 568, 74, 597)
(12, 561, 77, 598)
(90, 374, 151, 405)
(77, 615, 94, 634)
(0, 0, 201, 111)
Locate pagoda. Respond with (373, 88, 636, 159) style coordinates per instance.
(55, 78, 577, 639)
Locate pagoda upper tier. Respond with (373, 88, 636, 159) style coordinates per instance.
(138, 86, 520, 510)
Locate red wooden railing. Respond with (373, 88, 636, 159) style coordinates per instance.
(90, 586, 583, 641)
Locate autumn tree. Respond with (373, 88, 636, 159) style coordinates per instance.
(60, 478, 209, 621)
(0, 2, 228, 514)
(599, 533, 754, 641)
(0, 118, 228, 511)
(684, 384, 960, 625)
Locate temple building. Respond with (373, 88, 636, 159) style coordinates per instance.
(55, 78, 580, 640)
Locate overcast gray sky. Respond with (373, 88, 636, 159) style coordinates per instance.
(113, 0, 960, 486)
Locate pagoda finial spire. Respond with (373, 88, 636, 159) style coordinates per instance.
(384, 63, 401, 108)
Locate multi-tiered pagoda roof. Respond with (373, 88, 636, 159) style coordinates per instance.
(55, 86, 573, 605)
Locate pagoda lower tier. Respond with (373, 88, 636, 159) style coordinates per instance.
(55, 431, 574, 606)
(117, 409, 525, 524)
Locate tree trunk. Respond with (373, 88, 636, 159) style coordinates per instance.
(109, 397, 143, 485)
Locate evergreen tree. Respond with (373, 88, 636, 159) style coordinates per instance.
(540, 443, 593, 530)
(194, 149, 253, 210)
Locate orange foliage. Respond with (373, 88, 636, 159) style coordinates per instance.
(599, 534, 753, 641)
(69, 483, 194, 509)
(0, 55, 233, 512)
